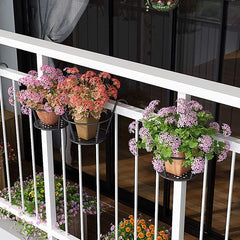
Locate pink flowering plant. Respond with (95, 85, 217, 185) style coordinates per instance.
(57, 67, 120, 120)
(0, 140, 16, 169)
(0, 172, 102, 239)
(8, 65, 66, 115)
(129, 99, 231, 174)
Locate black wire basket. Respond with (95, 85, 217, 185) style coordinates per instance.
(32, 108, 68, 131)
(158, 158, 199, 182)
(62, 101, 119, 146)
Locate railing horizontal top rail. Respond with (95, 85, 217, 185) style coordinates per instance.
(1, 65, 240, 155)
(1, 29, 240, 109)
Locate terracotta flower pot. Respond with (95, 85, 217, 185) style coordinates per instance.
(35, 106, 59, 126)
(75, 116, 99, 140)
(165, 149, 199, 176)
(165, 152, 191, 176)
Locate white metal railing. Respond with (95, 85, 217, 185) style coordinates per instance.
(0, 29, 239, 240)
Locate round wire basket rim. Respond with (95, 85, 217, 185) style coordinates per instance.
(62, 111, 112, 126)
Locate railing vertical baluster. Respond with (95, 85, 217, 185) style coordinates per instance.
(171, 93, 191, 240)
(154, 172, 160, 240)
(172, 181, 187, 240)
(114, 113, 119, 240)
(225, 151, 236, 240)
(199, 158, 209, 240)
(96, 143, 101, 240)
(37, 54, 56, 240)
(41, 130, 57, 240)
(0, 77, 11, 203)
(29, 112, 39, 218)
(134, 121, 139, 240)
(12, 80, 25, 211)
(61, 128, 68, 234)
(78, 144, 85, 240)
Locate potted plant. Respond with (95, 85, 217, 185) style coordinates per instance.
(129, 99, 231, 176)
(0, 172, 102, 239)
(8, 65, 66, 126)
(145, 0, 179, 12)
(101, 214, 171, 239)
(58, 67, 120, 140)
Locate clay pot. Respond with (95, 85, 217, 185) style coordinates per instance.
(75, 116, 98, 140)
(165, 152, 191, 176)
(165, 150, 198, 176)
(35, 106, 59, 126)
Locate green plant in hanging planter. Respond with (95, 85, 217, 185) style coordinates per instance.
(128, 99, 231, 176)
(146, 0, 179, 12)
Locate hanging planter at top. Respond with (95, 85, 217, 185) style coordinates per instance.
(146, 0, 179, 12)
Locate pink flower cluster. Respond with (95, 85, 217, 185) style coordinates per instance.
(139, 127, 153, 152)
(129, 138, 138, 156)
(57, 69, 120, 120)
(217, 141, 230, 162)
(152, 156, 165, 173)
(191, 157, 205, 174)
(0, 140, 16, 169)
(143, 100, 160, 119)
(222, 123, 231, 137)
(159, 132, 181, 155)
(198, 135, 213, 153)
(9, 65, 66, 115)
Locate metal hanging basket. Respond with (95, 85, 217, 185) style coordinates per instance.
(62, 100, 120, 146)
(158, 157, 199, 182)
(32, 108, 68, 131)
(147, 0, 179, 12)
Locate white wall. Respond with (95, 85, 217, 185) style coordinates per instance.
(0, 0, 18, 111)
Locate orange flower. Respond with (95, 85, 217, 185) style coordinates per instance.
(124, 220, 129, 225)
(147, 238, 152, 240)
(159, 231, 165, 235)
(138, 232, 144, 238)
(125, 227, 130, 232)
(149, 224, 155, 230)
(137, 226, 141, 232)
(163, 235, 168, 240)
(140, 219, 145, 224)
(146, 231, 151, 237)
(129, 215, 134, 219)
(157, 237, 163, 240)
(130, 219, 134, 225)
(120, 223, 125, 229)
(66, 67, 79, 74)
(142, 224, 147, 229)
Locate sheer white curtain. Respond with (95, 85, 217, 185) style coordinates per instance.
(30, 0, 89, 43)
